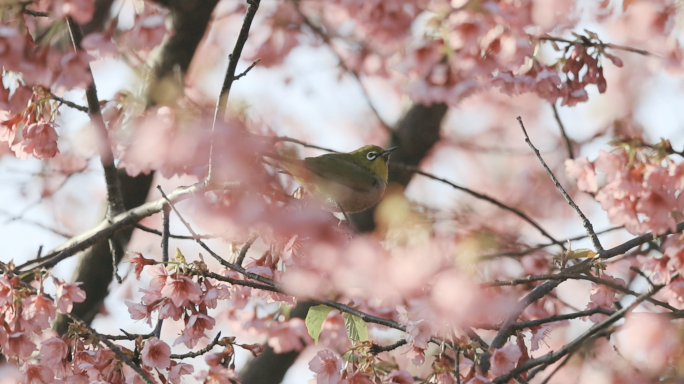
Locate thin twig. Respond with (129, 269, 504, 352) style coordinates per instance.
(538, 350, 576, 384)
(493, 278, 668, 383)
(390, 163, 563, 249)
(292, 0, 392, 134)
(551, 103, 573, 160)
(518, 116, 603, 252)
(629, 266, 656, 289)
(48, 91, 89, 112)
(479, 226, 623, 260)
(208, 0, 262, 182)
(22, 8, 50, 17)
(134, 224, 216, 239)
(171, 332, 222, 359)
(538, 36, 654, 56)
(233, 59, 261, 81)
(235, 235, 258, 266)
(66, 17, 124, 216)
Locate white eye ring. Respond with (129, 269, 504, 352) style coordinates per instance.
(366, 152, 378, 160)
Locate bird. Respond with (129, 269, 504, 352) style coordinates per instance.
(273, 145, 398, 216)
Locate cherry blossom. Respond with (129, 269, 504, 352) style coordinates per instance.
(141, 337, 171, 370)
(489, 343, 522, 376)
(12, 122, 59, 160)
(56, 282, 86, 314)
(309, 349, 343, 384)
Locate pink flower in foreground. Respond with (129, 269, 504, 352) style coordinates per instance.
(588, 275, 625, 307)
(0, 275, 13, 307)
(23, 294, 56, 330)
(309, 349, 342, 384)
(12, 122, 59, 160)
(160, 275, 202, 307)
(168, 361, 194, 384)
(173, 312, 216, 348)
(267, 318, 306, 353)
(125, 301, 152, 325)
(405, 319, 432, 350)
(52, 0, 95, 24)
(56, 281, 86, 313)
(565, 157, 598, 193)
(55, 51, 94, 91)
(490, 344, 521, 376)
(385, 370, 414, 383)
(617, 312, 682, 374)
(5, 331, 37, 359)
(141, 337, 171, 369)
(465, 375, 493, 384)
(21, 363, 55, 384)
(340, 371, 374, 384)
(38, 337, 68, 366)
(128, 252, 156, 280)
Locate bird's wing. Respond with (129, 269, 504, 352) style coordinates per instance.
(303, 155, 377, 192)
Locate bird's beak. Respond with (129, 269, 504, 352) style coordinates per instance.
(381, 147, 398, 159)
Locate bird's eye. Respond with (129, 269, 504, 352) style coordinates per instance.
(366, 152, 378, 160)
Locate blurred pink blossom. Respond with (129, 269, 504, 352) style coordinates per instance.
(309, 349, 343, 384)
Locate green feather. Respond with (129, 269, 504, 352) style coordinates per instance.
(303, 154, 377, 192)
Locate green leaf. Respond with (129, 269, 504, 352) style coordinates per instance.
(305, 305, 333, 345)
(343, 313, 368, 342)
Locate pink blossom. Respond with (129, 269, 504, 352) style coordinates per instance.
(12, 122, 59, 160)
(82, 32, 119, 58)
(267, 318, 306, 353)
(309, 349, 342, 384)
(565, 157, 598, 193)
(385, 370, 414, 383)
(637, 254, 671, 284)
(490, 344, 521, 376)
(617, 312, 682, 373)
(5, 331, 37, 359)
(52, 0, 95, 24)
(128, 252, 156, 280)
(405, 320, 431, 349)
(173, 312, 215, 348)
(56, 282, 86, 313)
(141, 337, 171, 369)
(588, 275, 625, 307)
(146, 264, 168, 289)
(402, 345, 425, 366)
(55, 51, 94, 91)
(160, 275, 202, 307)
(21, 363, 55, 384)
(0, 275, 14, 307)
(168, 361, 194, 384)
(39, 337, 68, 367)
(0, 26, 27, 72)
(465, 375, 493, 384)
(125, 301, 152, 324)
(530, 322, 566, 351)
(340, 371, 374, 384)
(23, 295, 56, 331)
(122, 364, 155, 384)
(157, 298, 183, 321)
(123, 14, 169, 52)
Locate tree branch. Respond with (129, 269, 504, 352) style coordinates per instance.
(518, 116, 603, 252)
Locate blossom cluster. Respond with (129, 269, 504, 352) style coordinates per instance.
(566, 147, 684, 235)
